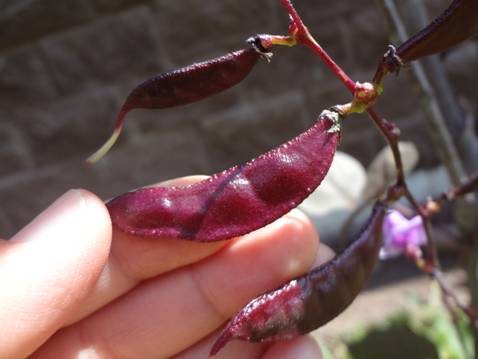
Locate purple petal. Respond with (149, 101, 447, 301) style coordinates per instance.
(380, 210, 426, 259)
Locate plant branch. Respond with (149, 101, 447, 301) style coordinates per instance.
(280, 0, 356, 92)
(431, 268, 478, 329)
(281, 0, 441, 268)
(423, 171, 478, 215)
(277, 0, 478, 348)
(367, 107, 439, 267)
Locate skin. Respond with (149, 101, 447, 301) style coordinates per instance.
(0, 175, 332, 359)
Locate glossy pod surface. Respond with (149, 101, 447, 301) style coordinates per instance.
(210, 202, 386, 355)
(121, 48, 261, 113)
(397, 0, 478, 62)
(88, 47, 264, 163)
(107, 110, 341, 242)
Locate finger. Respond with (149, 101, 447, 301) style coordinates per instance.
(261, 336, 322, 359)
(0, 189, 111, 359)
(31, 209, 319, 359)
(64, 175, 225, 324)
(176, 246, 332, 359)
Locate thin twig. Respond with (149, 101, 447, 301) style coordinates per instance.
(281, 0, 477, 350)
(367, 107, 439, 267)
(280, 0, 356, 92)
(281, 0, 440, 268)
(432, 269, 478, 328)
(424, 171, 478, 214)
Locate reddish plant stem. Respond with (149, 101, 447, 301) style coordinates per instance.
(414, 175, 478, 327)
(443, 171, 478, 202)
(428, 267, 478, 328)
(423, 171, 478, 213)
(301, 37, 355, 93)
(281, 0, 440, 268)
(367, 107, 439, 267)
(280, 0, 355, 92)
(366, 108, 405, 184)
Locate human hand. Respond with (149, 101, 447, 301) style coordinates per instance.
(1, 176, 333, 359)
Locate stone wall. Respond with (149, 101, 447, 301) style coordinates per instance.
(1, 0, 477, 237)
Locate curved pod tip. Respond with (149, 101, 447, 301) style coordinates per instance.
(86, 125, 122, 164)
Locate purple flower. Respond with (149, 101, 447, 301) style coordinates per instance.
(380, 210, 427, 260)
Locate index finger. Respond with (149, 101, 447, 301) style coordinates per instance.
(0, 189, 112, 358)
(64, 175, 226, 325)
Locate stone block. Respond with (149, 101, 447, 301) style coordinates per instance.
(39, 6, 161, 96)
(4, 86, 119, 166)
(152, 0, 283, 65)
(0, 46, 58, 106)
(0, 0, 96, 51)
(0, 122, 35, 177)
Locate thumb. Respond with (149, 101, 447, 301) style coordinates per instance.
(0, 189, 111, 358)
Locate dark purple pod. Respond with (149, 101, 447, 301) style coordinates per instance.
(397, 0, 478, 63)
(87, 46, 267, 163)
(107, 110, 341, 242)
(210, 202, 387, 356)
(120, 48, 261, 112)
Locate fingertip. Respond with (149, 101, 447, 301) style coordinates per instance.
(191, 208, 321, 320)
(13, 189, 111, 247)
(75, 188, 112, 254)
(275, 208, 320, 278)
(11, 187, 113, 286)
(284, 209, 336, 271)
(285, 208, 320, 244)
(0, 189, 113, 358)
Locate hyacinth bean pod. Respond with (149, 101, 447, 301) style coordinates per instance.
(88, 44, 268, 163)
(107, 110, 341, 242)
(210, 202, 387, 356)
(397, 0, 478, 63)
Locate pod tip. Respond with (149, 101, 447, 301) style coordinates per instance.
(86, 127, 122, 164)
(209, 328, 234, 357)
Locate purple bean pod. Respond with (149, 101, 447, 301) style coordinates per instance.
(107, 109, 341, 242)
(210, 201, 387, 356)
(88, 38, 270, 163)
(397, 0, 478, 63)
